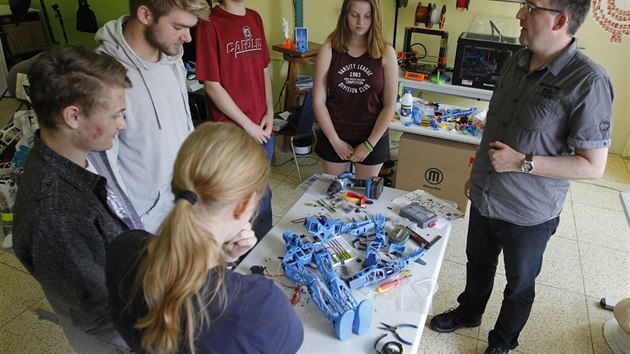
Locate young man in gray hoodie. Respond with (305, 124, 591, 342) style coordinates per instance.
(95, 0, 210, 233)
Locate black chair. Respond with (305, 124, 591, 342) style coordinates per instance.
(276, 89, 316, 182)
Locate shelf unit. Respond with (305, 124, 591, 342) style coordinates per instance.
(390, 119, 482, 145)
(399, 75, 493, 101)
(393, 75, 491, 209)
(391, 73, 493, 146)
(272, 42, 321, 111)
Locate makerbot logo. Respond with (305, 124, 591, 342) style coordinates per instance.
(425, 168, 443, 185)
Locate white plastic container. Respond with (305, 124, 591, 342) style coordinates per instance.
(400, 89, 413, 123)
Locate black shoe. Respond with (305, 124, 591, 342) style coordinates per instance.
(484, 346, 509, 354)
(429, 307, 481, 333)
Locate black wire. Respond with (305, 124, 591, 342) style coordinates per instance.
(274, 81, 287, 111)
(409, 43, 428, 59)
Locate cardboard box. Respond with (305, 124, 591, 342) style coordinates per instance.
(395, 133, 477, 212)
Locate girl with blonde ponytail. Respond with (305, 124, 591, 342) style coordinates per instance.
(105, 122, 304, 354)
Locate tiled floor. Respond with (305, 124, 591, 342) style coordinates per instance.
(420, 155, 630, 354)
(0, 98, 628, 352)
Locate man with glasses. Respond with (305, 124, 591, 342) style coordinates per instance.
(519, 0, 563, 14)
(429, 1, 613, 353)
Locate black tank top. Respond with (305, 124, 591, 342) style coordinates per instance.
(326, 49, 385, 141)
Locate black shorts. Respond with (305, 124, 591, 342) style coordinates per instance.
(315, 132, 390, 165)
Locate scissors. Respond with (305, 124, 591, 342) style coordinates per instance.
(378, 322, 418, 346)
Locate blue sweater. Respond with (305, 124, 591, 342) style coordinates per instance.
(106, 230, 304, 353)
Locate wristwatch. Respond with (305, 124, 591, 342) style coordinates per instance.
(521, 154, 534, 174)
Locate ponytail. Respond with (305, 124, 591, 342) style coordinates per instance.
(136, 198, 227, 354)
(132, 122, 268, 354)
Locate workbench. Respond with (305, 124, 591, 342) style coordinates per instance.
(235, 175, 452, 353)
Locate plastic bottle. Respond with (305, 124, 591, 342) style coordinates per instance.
(1, 211, 12, 249)
(400, 89, 413, 124)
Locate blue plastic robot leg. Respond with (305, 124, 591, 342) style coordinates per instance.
(353, 299, 372, 335)
(313, 245, 355, 311)
(328, 276, 358, 311)
(283, 255, 354, 340)
(306, 277, 355, 341)
(283, 254, 313, 286)
(327, 276, 372, 336)
(335, 310, 355, 341)
(312, 244, 337, 282)
(312, 243, 373, 337)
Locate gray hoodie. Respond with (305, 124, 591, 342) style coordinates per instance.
(96, 16, 193, 233)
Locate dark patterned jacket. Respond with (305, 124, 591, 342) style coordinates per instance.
(13, 133, 128, 336)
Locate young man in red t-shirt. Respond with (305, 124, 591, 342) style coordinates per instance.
(196, 0, 274, 240)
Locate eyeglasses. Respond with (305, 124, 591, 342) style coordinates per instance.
(520, 0, 562, 14)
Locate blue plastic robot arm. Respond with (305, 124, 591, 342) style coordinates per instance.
(352, 214, 388, 267)
(342, 217, 376, 236)
(439, 107, 477, 121)
(348, 265, 390, 290)
(373, 213, 386, 232)
(349, 244, 430, 290)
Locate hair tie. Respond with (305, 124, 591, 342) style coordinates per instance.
(177, 190, 198, 205)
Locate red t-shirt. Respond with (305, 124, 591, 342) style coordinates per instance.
(196, 6, 270, 125)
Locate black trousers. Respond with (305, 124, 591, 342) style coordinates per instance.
(457, 206, 559, 349)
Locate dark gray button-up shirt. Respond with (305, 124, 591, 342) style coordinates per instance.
(13, 133, 129, 335)
(469, 39, 614, 226)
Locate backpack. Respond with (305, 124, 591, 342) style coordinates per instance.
(76, 0, 98, 33)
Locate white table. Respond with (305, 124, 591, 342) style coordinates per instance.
(621, 192, 630, 226)
(236, 182, 451, 353)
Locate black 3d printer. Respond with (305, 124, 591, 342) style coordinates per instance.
(452, 16, 523, 90)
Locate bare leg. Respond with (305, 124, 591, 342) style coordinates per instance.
(322, 160, 352, 177)
(355, 163, 383, 180)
